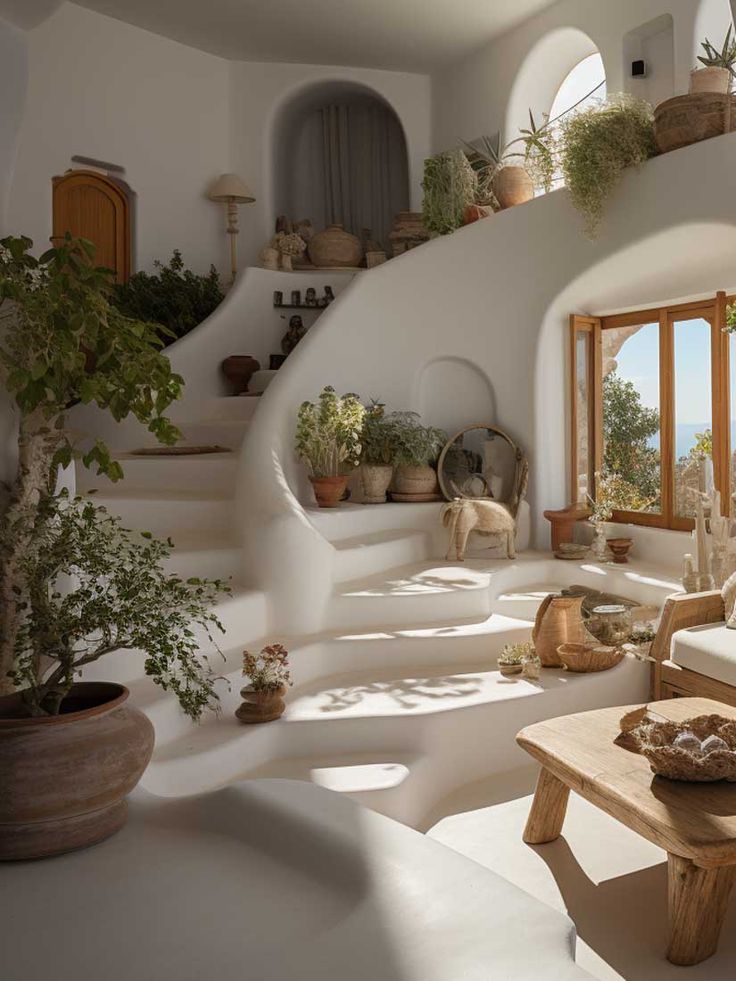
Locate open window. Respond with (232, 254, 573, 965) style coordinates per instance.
(570, 293, 730, 530)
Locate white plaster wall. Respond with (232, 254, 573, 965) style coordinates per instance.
(433, 0, 733, 152)
(6, 2, 232, 275)
(236, 132, 736, 632)
(229, 61, 432, 267)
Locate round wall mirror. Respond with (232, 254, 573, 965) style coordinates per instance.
(438, 425, 522, 503)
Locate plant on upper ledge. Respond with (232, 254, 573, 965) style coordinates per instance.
(693, 27, 736, 93)
(295, 386, 365, 508)
(113, 249, 224, 344)
(560, 94, 656, 237)
(422, 149, 478, 235)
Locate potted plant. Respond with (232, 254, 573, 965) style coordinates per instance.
(236, 644, 292, 724)
(629, 625, 656, 661)
(691, 28, 736, 94)
(560, 94, 656, 237)
(0, 233, 229, 860)
(422, 149, 479, 235)
(295, 386, 365, 507)
(388, 412, 447, 500)
(359, 402, 397, 504)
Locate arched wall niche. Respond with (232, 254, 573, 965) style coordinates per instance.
(623, 14, 674, 109)
(504, 27, 601, 143)
(415, 357, 496, 438)
(270, 79, 410, 250)
(534, 220, 736, 546)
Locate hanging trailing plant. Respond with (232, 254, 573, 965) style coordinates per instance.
(560, 94, 656, 237)
(421, 150, 478, 235)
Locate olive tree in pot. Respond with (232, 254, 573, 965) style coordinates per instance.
(389, 413, 447, 501)
(295, 386, 365, 508)
(0, 236, 228, 859)
(359, 402, 397, 504)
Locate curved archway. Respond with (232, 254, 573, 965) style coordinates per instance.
(694, 0, 734, 62)
(505, 27, 602, 144)
(271, 79, 410, 251)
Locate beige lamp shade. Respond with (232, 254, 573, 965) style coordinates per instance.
(208, 173, 255, 203)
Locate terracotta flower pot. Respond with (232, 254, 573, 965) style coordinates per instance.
(607, 537, 634, 564)
(392, 465, 439, 500)
(0, 682, 154, 861)
(308, 224, 363, 268)
(492, 166, 534, 209)
(221, 355, 260, 395)
(235, 685, 287, 724)
(310, 475, 347, 508)
(690, 66, 732, 95)
(360, 464, 393, 504)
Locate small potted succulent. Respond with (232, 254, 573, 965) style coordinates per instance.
(498, 643, 527, 676)
(629, 625, 657, 661)
(359, 402, 397, 504)
(295, 386, 365, 507)
(388, 412, 447, 501)
(691, 28, 736, 94)
(236, 644, 292, 724)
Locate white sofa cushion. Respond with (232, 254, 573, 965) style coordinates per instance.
(670, 621, 736, 687)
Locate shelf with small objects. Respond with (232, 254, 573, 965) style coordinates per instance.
(270, 285, 336, 369)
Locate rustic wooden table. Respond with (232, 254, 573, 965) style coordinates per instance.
(517, 697, 736, 967)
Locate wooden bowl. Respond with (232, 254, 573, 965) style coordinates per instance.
(556, 643, 625, 673)
(606, 538, 633, 564)
(632, 715, 736, 782)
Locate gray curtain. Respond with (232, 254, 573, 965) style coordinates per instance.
(290, 99, 409, 252)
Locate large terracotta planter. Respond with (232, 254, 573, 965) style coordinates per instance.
(235, 685, 287, 724)
(308, 224, 363, 268)
(492, 166, 534, 210)
(310, 475, 347, 508)
(392, 465, 439, 501)
(360, 464, 393, 504)
(690, 67, 731, 95)
(0, 682, 154, 861)
(654, 92, 736, 153)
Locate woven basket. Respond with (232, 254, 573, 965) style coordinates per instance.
(632, 715, 736, 782)
(556, 643, 624, 673)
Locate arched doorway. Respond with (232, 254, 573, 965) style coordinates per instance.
(52, 169, 131, 282)
(272, 82, 410, 252)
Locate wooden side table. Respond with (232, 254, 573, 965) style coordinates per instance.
(517, 698, 736, 966)
(543, 504, 591, 553)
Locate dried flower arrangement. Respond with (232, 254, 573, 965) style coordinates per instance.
(242, 644, 292, 693)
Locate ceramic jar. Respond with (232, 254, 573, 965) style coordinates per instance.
(532, 594, 589, 667)
(221, 355, 260, 395)
(360, 464, 394, 504)
(308, 224, 363, 268)
(588, 605, 632, 648)
(492, 166, 534, 209)
(0, 682, 154, 861)
(235, 685, 287, 724)
(690, 66, 732, 95)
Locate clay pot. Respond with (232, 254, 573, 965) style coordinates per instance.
(462, 204, 492, 225)
(0, 682, 154, 861)
(235, 685, 287, 724)
(310, 475, 347, 508)
(690, 67, 732, 95)
(308, 224, 363, 268)
(654, 92, 736, 153)
(392, 465, 440, 500)
(492, 166, 534, 209)
(360, 464, 393, 504)
(607, 537, 634, 564)
(221, 355, 260, 395)
(532, 594, 590, 668)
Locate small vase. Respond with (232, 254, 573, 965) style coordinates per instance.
(492, 166, 534, 209)
(235, 685, 287, 724)
(591, 524, 610, 561)
(360, 464, 393, 504)
(280, 253, 293, 272)
(690, 67, 732, 95)
(310, 475, 347, 508)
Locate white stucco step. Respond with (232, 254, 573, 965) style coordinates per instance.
(308, 501, 443, 543)
(332, 528, 432, 582)
(328, 560, 495, 630)
(202, 395, 261, 420)
(161, 529, 242, 580)
(78, 451, 237, 495)
(174, 419, 250, 450)
(87, 488, 234, 536)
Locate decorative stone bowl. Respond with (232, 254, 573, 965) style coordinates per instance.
(556, 643, 624, 673)
(632, 715, 736, 782)
(497, 660, 523, 677)
(606, 537, 634, 564)
(235, 685, 287, 725)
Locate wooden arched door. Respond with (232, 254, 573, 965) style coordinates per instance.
(52, 170, 131, 283)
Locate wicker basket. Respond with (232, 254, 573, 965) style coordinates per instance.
(632, 715, 736, 782)
(556, 643, 624, 673)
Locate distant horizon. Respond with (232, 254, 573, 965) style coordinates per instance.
(648, 422, 733, 460)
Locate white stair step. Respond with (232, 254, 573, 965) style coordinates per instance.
(161, 530, 242, 580)
(175, 419, 249, 450)
(308, 501, 443, 543)
(328, 561, 495, 630)
(249, 369, 278, 393)
(87, 488, 234, 536)
(78, 452, 237, 495)
(201, 395, 261, 421)
(332, 529, 432, 582)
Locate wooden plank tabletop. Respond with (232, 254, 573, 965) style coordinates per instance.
(517, 698, 736, 868)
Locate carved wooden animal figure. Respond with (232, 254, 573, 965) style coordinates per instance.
(441, 498, 516, 561)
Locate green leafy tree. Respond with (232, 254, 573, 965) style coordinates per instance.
(602, 370, 660, 505)
(113, 250, 224, 344)
(0, 234, 184, 690)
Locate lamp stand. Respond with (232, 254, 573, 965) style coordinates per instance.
(225, 197, 239, 285)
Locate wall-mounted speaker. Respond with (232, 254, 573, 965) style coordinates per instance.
(631, 60, 647, 78)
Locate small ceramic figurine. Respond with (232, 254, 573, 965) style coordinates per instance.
(291, 290, 301, 306)
(281, 315, 307, 356)
(682, 554, 699, 594)
(305, 287, 317, 307)
(441, 498, 517, 561)
(323, 285, 335, 303)
(273, 290, 283, 306)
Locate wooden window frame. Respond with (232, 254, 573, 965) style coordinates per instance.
(571, 293, 732, 532)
